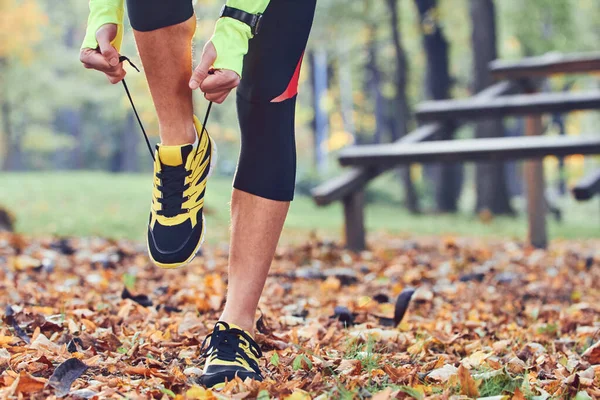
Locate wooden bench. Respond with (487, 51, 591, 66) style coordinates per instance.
(415, 91, 600, 123)
(490, 52, 600, 80)
(311, 52, 600, 251)
(573, 169, 600, 201)
(311, 81, 517, 251)
(338, 136, 600, 167)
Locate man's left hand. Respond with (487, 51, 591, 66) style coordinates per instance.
(189, 42, 240, 104)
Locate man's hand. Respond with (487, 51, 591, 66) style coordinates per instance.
(189, 42, 240, 104)
(79, 24, 126, 84)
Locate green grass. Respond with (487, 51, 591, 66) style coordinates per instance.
(0, 172, 598, 244)
(478, 372, 524, 398)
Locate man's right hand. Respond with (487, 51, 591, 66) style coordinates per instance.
(79, 24, 126, 84)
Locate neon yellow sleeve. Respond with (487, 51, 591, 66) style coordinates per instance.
(81, 0, 124, 51)
(211, 0, 270, 77)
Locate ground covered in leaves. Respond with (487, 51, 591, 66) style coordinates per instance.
(1, 232, 599, 399)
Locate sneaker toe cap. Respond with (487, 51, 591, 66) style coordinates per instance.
(148, 219, 203, 265)
(197, 365, 262, 388)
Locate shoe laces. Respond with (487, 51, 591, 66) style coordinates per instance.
(200, 321, 263, 374)
(117, 55, 213, 219)
(118, 55, 212, 162)
(156, 165, 192, 217)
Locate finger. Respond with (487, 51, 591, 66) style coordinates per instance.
(205, 89, 232, 104)
(96, 29, 120, 67)
(190, 42, 217, 90)
(200, 70, 240, 93)
(82, 51, 124, 78)
(80, 49, 113, 72)
(106, 69, 126, 84)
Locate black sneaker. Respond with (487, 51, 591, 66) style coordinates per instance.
(147, 115, 217, 268)
(197, 321, 264, 389)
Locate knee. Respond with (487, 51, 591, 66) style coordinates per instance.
(233, 94, 297, 202)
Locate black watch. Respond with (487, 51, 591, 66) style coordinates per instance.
(219, 5, 263, 36)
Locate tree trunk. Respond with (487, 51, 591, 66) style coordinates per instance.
(387, 0, 419, 213)
(53, 109, 83, 169)
(337, 43, 355, 144)
(120, 111, 139, 172)
(414, 0, 461, 212)
(365, 25, 385, 145)
(309, 49, 329, 174)
(1, 99, 23, 171)
(470, 0, 514, 215)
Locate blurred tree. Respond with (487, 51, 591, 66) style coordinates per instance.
(470, 0, 514, 215)
(0, 0, 47, 170)
(413, 0, 462, 213)
(364, 24, 385, 145)
(500, 0, 574, 56)
(336, 42, 355, 144)
(310, 49, 329, 174)
(386, 0, 419, 213)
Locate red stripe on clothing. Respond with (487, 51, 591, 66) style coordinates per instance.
(271, 52, 304, 103)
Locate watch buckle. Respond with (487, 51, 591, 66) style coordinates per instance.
(253, 13, 263, 35)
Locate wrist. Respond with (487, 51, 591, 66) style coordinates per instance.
(225, 0, 270, 14)
(210, 17, 251, 77)
(81, 4, 124, 50)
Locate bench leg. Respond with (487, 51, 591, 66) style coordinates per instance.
(525, 114, 548, 248)
(343, 191, 366, 252)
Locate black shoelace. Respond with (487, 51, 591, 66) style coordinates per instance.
(119, 56, 213, 217)
(199, 321, 263, 375)
(156, 166, 191, 217)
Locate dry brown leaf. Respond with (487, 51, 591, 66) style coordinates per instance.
(383, 364, 410, 384)
(15, 371, 46, 394)
(1, 233, 599, 398)
(29, 333, 63, 354)
(582, 341, 600, 364)
(513, 387, 526, 400)
(371, 387, 393, 400)
(186, 385, 216, 399)
(428, 364, 458, 382)
(457, 364, 479, 397)
(335, 359, 362, 376)
(0, 335, 18, 347)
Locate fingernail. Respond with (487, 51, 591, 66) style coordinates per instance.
(189, 80, 198, 89)
(109, 58, 118, 66)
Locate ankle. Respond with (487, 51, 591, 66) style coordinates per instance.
(159, 120, 196, 146)
(219, 313, 255, 336)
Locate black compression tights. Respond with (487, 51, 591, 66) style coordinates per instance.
(127, 0, 316, 201)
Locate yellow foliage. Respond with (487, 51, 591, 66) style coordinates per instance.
(284, 390, 312, 400)
(0, 0, 48, 63)
(328, 129, 353, 151)
(185, 385, 216, 400)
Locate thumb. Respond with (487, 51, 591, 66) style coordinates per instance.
(190, 42, 217, 90)
(96, 24, 119, 67)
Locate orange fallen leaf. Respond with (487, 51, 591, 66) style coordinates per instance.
(371, 387, 393, 400)
(582, 341, 600, 364)
(0, 335, 17, 347)
(458, 364, 479, 397)
(383, 364, 410, 384)
(336, 359, 362, 376)
(186, 385, 216, 400)
(513, 387, 526, 400)
(15, 371, 46, 394)
(284, 390, 311, 400)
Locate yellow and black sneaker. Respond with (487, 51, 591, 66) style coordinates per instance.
(197, 321, 264, 389)
(147, 115, 217, 269)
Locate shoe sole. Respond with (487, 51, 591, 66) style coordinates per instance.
(198, 369, 261, 390)
(150, 135, 218, 269)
